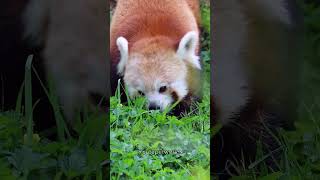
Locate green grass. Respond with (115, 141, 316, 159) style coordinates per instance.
(110, 54, 210, 179)
(0, 2, 210, 179)
(110, 3, 211, 179)
(0, 55, 108, 179)
(110, 96, 210, 179)
(223, 1, 320, 179)
(1, 1, 319, 179)
(110, 33, 211, 180)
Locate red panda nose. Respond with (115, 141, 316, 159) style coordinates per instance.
(148, 103, 160, 110)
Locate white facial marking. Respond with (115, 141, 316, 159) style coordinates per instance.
(171, 79, 188, 101)
(147, 92, 173, 111)
(126, 79, 144, 97)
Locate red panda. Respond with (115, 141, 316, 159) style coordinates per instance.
(110, 0, 202, 113)
(212, 0, 302, 178)
(23, 0, 108, 121)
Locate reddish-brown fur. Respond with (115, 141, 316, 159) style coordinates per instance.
(110, 0, 200, 93)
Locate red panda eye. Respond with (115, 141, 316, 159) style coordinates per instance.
(138, 91, 144, 96)
(159, 86, 167, 93)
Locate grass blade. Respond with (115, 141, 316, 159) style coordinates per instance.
(25, 55, 34, 146)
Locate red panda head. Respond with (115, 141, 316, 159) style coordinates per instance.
(116, 31, 201, 111)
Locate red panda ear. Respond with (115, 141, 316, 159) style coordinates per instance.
(116, 37, 129, 75)
(177, 31, 201, 70)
